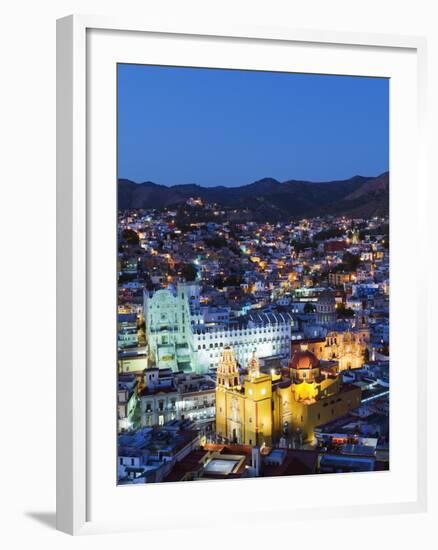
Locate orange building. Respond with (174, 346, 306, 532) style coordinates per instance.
(215, 347, 361, 445)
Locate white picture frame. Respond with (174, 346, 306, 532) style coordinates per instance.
(56, 14, 428, 535)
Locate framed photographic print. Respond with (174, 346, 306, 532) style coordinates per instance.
(57, 15, 428, 535)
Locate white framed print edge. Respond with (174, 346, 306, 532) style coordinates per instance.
(56, 14, 428, 536)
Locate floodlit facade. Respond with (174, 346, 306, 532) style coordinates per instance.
(215, 347, 361, 445)
(315, 289, 337, 325)
(138, 368, 216, 429)
(293, 313, 371, 371)
(192, 311, 294, 372)
(144, 283, 198, 372)
(144, 283, 295, 373)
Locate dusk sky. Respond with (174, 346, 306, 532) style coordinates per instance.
(118, 64, 389, 187)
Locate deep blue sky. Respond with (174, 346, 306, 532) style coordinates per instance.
(118, 64, 389, 187)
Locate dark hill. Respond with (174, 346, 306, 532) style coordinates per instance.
(118, 172, 389, 220)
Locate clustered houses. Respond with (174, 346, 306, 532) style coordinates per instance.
(117, 312, 139, 349)
(138, 368, 216, 430)
(117, 373, 138, 431)
(117, 198, 390, 482)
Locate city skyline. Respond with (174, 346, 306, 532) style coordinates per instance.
(117, 63, 390, 484)
(118, 64, 389, 187)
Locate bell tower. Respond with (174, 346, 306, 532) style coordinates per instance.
(247, 351, 261, 381)
(217, 346, 240, 389)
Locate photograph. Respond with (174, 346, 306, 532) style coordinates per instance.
(116, 63, 390, 484)
(0, 0, 432, 543)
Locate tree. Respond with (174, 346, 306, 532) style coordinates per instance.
(291, 239, 315, 253)
(336, 303, 355, 319)
(223, 274, 243, 287)
(341, 251, 360, 271)
(121, 228, 139, 246)
(314, 228, 344, 241)
(213, 276, 224, 289)
(204, 236, 228, 249)
(181, 263, 197, 282)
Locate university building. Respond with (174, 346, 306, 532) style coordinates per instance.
(143, 283, 198, 373)
(144, 283, 295, 373)
(192, 311, 294, 372)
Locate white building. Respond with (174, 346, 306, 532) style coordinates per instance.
(138, 369, 215, 429)
(144, 283, 296, 373)
(192, 311, 294, 371)
(143, 283, 199, 372)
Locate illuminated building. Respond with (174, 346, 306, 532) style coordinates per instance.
(294, 312, 370, 370)
(328, 272, 355, 286)
(215, 347, 361, 445)
(118, 351, 148, 374)
(323, 329, 369, 370)
(215, 348, 274, 445)
(118, 374, 138, 431)
(143, 283, 199, 372)
(144, 283, 294, 373)
(315, 289, 337, 325)
(138, 368, 216, 428)
(192, 311, 294, 372)
(117, 312, 139, 349)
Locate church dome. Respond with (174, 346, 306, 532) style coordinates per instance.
(289, 350, 320, 370)
(317, 289, 335, 305)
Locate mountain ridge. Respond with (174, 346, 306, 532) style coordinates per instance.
(118, 172, 389, 220)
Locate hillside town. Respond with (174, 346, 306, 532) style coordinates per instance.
(117, 197, 389, 483)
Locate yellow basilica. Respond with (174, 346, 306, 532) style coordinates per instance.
(215, 346, 361, 445)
